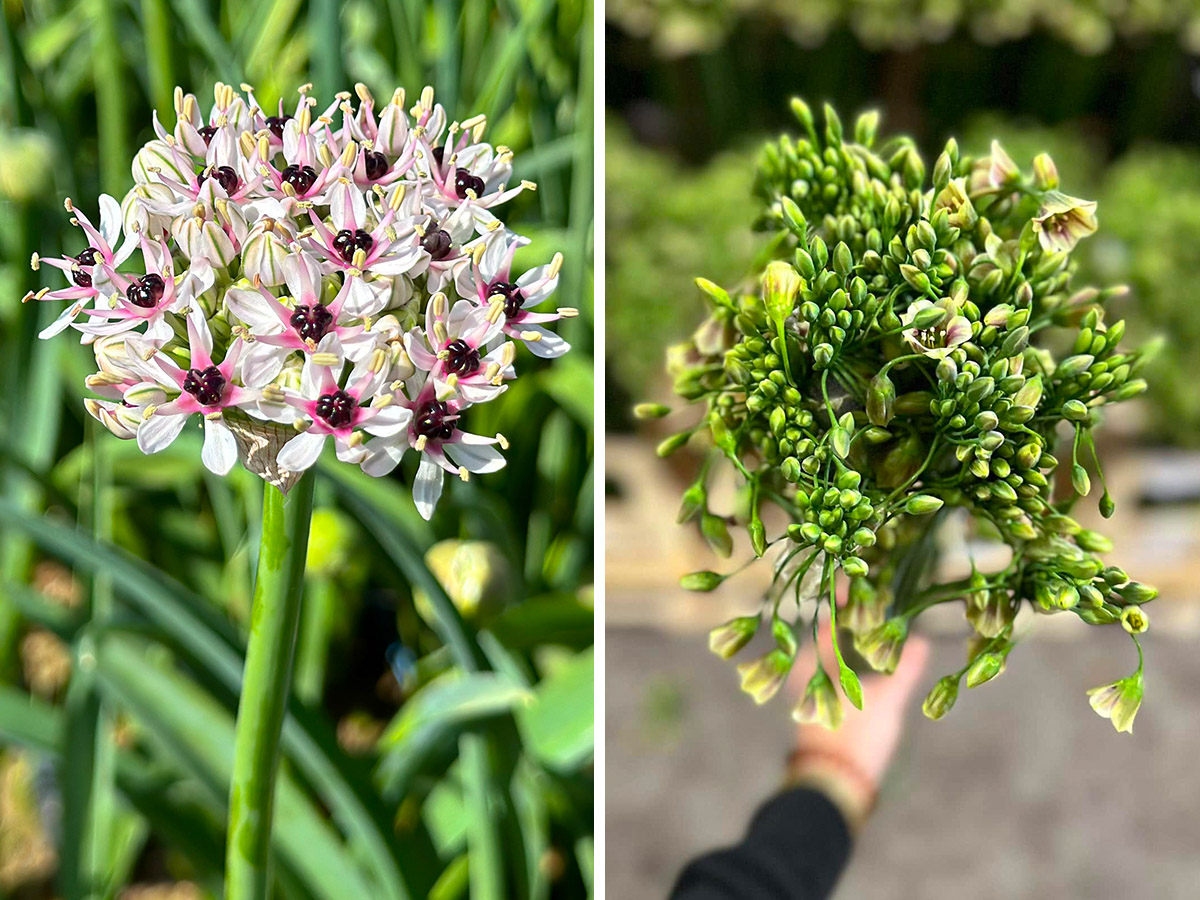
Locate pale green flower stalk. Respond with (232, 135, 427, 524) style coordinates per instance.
(226, 474, 314, 900)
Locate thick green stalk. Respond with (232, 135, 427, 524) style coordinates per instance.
(226, 473, 315, 900)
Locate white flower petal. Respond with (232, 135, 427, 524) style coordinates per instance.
(201, 417, 238, 475)
(276, 430, 327, 473)
(413, 455, 444, 520)
(445, 439, 505, 474)
(137, 411, 189, 454)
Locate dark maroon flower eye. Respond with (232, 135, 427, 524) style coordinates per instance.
(315, 389, 356, 428)
(444, 339, 481, 376)
(289, 303, 334, 342)
(332, 229, 374, 263)
(487, 281, 525, 319)
(421, 228, 453, 260)
(453, 167, 485, 200)
(414, 399, 455, 440)
(200, 165, 239, 195)
(364, 150, 388, 181)
(198, 125, 218, 145)
(126, 273, 165, 308)
(431, 146, 445, 167)
(281, 164, 318, 194)
(182, 365, 226, 406)
(73, 248, 99, 287)
(265, 115, 291, 139)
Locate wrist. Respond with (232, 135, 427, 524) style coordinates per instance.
(784, 747, 877, 834)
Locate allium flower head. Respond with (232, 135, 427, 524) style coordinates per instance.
(25, 82, 570, 518)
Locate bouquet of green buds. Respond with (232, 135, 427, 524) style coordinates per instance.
(644, 99, 1156, 733)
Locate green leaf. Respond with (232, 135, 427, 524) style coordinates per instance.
(517, 647, 594, 770)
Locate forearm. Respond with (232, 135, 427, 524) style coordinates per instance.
(669, 786, 853, 900)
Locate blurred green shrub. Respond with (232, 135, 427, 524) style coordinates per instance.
(606, 119, 757, 401)
(608, 0, 1200, 56)
(1087, 145, 1200, 445)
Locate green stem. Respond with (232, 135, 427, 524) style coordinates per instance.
(225, 473, 315, 900)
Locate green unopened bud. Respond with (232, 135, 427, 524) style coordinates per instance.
(1115, 379, 1148, 400)
(909, 305, 946, 330)
(677, 482, 707, 523)
(656, 431, 691, 457)
(634, 402, 671, 419)
(842, 556, 869, 578)
(682, 570, 726, 592)
(854, 617, 908, 674)
(737, 649, 793, 704)
(780, 196, 808, 239)
(1062, 399, 1089, 421)
(922, 675, 961, 720)
(781, 456, 801, 483)
(764, 261, 803, 323)
(709, 615, 759, 658)
(1072, 464, 1091, 496)
(1117, 581, 1158, 605)
(813, 342, 834, 368)
(852, 527, 876, 548)
(1120, 606, 1149, 634)
(695, 277, 732, 307)
(1099, 491, 1116, 518)
(966, 647, 1008, 687)
(1058, 355, 1094, 379)
(701, 513, 733, 557)
(1087, 672, 1143, 733)
(905, 494, 944, 515)
(830, 424, 850, 459)
(1012, 375, 1043, 410)
(1032, 152, 1059, 190)
(1076, 529, 1113, 553)
(749, 517, 767, 558)
(867, 372, 896, 427)
(792, 666, 844, 730)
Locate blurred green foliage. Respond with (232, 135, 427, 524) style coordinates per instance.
(0, 1, 594, 898)
(605, 119, 756, 407)
(607, 0, 1200, 57)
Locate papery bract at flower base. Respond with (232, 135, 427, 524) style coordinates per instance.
(25, 82, 570, 518)
(654, 99, 1157, 735)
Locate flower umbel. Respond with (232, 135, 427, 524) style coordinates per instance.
(27, 82, 570, 517)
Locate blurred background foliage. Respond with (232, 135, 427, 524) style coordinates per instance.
(606, 1, 1200, 446)
(0, 1, 593, 898)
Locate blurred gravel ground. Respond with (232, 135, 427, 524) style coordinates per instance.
(606, 625, 1200, 900)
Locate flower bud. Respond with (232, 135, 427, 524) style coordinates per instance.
(701, 513, 732, 557)
(867, 372, 896, 427)
(1099, 491, 1116, 518)
(656, 432, 691, 457)
(1032, 153, 1059, 190)
(682, 570, 726, 592)
(1076, 529, 1113, 553)
(904, 494, 944, 515)
(416, 539, 510, 625)
(922, 675, 961, 720)
(1062, 399, 1089, 421)
(1117, 581, 1157, 605)
(634, 402, 671, 419)
(242, 220, 293, 286)
(677, 482, 706, 523)
(842, 556, 869, 578)
(966, 647, 1007, 687)
(1072, 464, 1091, 496)
(709, 616, 759, 658)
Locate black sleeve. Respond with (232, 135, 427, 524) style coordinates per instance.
(668, 786, 853, 900)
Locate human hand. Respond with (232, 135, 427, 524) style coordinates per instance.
(785, 629, 931, 831)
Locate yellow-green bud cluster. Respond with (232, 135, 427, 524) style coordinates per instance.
(659, 100, 1157, 734)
